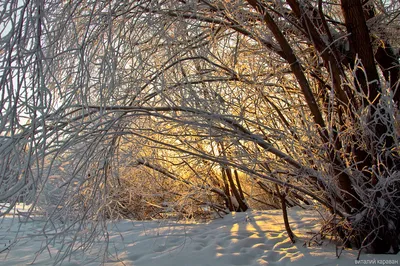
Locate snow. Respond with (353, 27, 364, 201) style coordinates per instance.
(1, 206, 399, 266)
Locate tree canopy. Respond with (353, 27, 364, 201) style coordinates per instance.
(1, 0, 400, 260)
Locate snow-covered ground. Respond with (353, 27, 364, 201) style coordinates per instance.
(1, 205, 399, 265)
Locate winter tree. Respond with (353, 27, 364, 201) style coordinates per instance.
(1, 0, 399, 261)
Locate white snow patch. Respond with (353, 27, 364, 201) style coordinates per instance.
(0, 207, 399, 265)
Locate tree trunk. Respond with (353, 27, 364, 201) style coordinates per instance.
(341, 0, 380, 103)
(226, 168, 248, 211)
(276, 184, 296, 243)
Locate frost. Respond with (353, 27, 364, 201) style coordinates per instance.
(378, 197, 386, 208)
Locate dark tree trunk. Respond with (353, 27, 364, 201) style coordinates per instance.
(341, 0, 380, 103)
(226, 168, 248, 211)
(234, 170, 245, 200)
(276, 184, 296, 243)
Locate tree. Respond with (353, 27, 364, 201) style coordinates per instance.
(1, 0, 399, 261)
